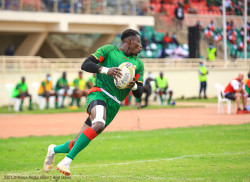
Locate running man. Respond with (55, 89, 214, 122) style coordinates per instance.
(43, 29, 144, 176)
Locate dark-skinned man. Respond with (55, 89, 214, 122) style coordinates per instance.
(43, 29, 144, 176)
(12, 76, 32, 111)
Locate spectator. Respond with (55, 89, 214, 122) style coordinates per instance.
(198, 62, 208, 99)
(4, 44, 15, 56)
(38, 74, 58, 109)
(43, 0, 54, 12)
(155, 72, 174, 105)
(245, 71, 250, 98)
(196, 20, 203, 32)
(86, 73, 96, 89)
(122, 0, 134, 15)
(234, 1, 243, 16)
(226, 21, 232, 32)
(141, 36, 149, 51)
(228, 29, 237, 44)
(55, 71, 69, 108)
(174, 2, 184, 29)
(224, 73, 249, 114)
(171, 33, 179, 46)
(204, 27, 214, 38)
(139, 72, 153, 108)
(59, 0, 70, 13)
(207, 43, 216, 62)
(163, 32, 172, 45)
(11, 76, 32, 111)
(237, 41, 244, 52)
(74, 0, 83, 14)
(208, 20, 215, 32)
(68, 71, 88, 107)
(214, 32, 222, 43)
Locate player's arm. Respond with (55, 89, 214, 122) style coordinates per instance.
(81, 55, 122, 81)
(127, 61, 144, 98)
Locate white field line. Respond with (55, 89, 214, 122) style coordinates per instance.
(70, 174, 205, 181)
(3, 151, 249, 176)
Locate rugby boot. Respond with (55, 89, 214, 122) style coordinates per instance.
(56, 157, 72, 176)
(43, 144, 56, 173)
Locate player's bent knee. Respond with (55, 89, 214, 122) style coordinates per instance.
(92, 122, 105, 134)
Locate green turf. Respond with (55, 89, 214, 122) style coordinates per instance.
(0, 124, 249, 181)
(176, 97, 218, 103)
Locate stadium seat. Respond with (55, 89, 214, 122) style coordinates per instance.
(5, 83, 20, 112)
(215, 83, 232, 114)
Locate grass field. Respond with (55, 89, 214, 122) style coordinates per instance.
(0, 124, 249, 182)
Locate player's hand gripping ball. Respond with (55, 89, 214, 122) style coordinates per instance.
(114, 62, 135, 89)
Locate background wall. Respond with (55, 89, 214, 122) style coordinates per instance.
(0, 67, 248, 107)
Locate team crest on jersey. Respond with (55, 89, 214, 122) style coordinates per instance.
(134, 65, 137, 70)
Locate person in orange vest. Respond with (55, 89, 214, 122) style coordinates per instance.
(224, 73, 249, 114)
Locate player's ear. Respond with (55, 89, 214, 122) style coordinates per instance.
(127, 38, 132, 45)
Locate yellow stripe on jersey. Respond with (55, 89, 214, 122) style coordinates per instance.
(92, 54, 98, 60)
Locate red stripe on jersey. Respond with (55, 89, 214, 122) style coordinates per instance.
(135, 74, 140, 81)
(88, 87, 102, 95)
(68, 140, 73, 150)
(99, 55, 104, 62)
(83, 127, 97, 141)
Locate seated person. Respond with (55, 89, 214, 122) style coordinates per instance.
(68, 71, 88, 107)
(12, 76, 32, 111)
(139, 73, 153, 108)
(38, 74, 58, 109)
(55, 71, 69, 108)
(86, 73, 96, 90)
(245, 71, 250, 97)
(224, 73, 249, 114)
(155, 72, 174, 105)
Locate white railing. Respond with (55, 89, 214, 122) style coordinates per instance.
(1, 56, 249, 80)
(0, 0, 151, 16)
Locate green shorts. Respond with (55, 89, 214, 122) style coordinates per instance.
(86, 91, 120, 126)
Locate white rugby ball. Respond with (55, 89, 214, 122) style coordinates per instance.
(114, 62, 135, 89)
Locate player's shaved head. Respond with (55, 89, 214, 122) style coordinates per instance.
(21, 76, 25, 83)
(238, 72, 244, 81)
(121, 29, 140, 42)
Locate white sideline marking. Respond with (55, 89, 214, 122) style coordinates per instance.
(3, 151, 249, 176)
(72, 151, 249, 168)
(70, 174, 205, 181)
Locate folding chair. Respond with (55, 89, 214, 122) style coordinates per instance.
(5, 83, 20, 112)
(215, 83, 232, 114)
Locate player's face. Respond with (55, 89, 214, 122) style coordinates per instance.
(129, 35, 142, 55)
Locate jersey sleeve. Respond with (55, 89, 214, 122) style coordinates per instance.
(135, 59, 144, 84)
(91, 44, 115, 62)
(231, 80, 239, 90)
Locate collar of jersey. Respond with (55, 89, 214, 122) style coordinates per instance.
(119, 48, 133, 58)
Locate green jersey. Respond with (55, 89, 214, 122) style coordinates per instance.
(55, 77, 68, 92)
(11, 82, 27, 98)
(92, 44, 144, 102)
